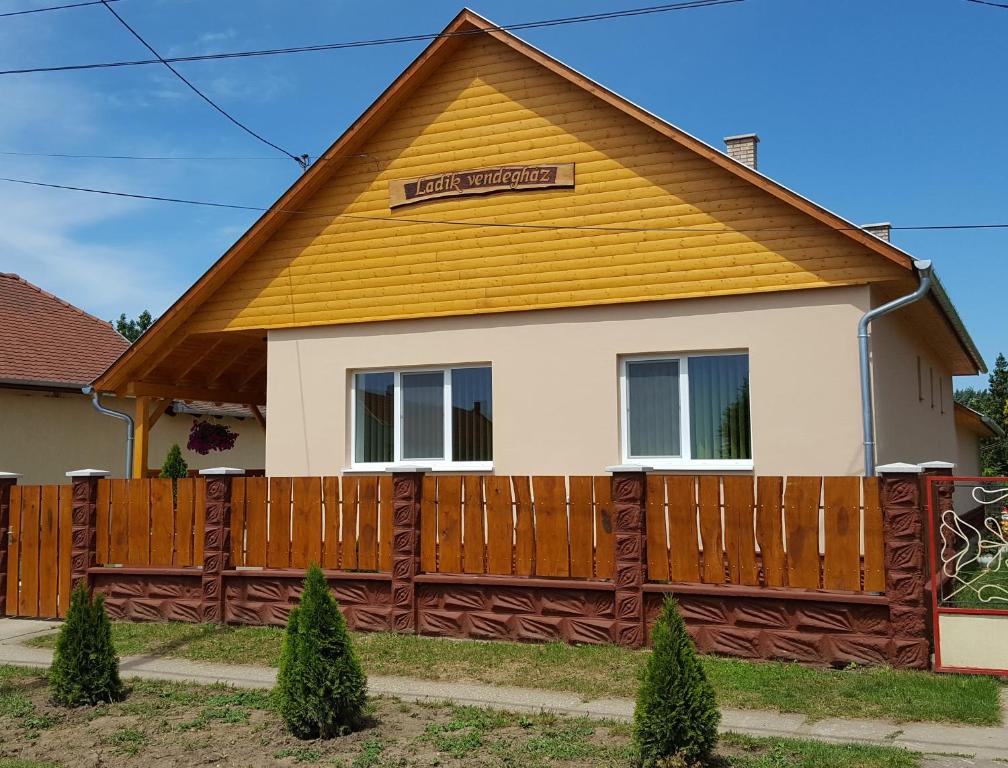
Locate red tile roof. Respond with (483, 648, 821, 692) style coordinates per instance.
(0, 273, 129, 388)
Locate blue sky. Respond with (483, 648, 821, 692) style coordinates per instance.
(0, 0, 1004, 388)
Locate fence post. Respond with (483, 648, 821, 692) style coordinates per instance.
(66, 469, 110, 595)
(199, 468, 243, 624)
(608, 465, 649, 649)
(0, 472, 19, 615)
(390, 467, 426, 634)
(877, 462, 930, 669)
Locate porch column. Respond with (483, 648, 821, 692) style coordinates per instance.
(66, 469, 110, 594)
(0, 473, 20, 615)
(199, 467, 243, 624)
(133, 395, 150, 479)
(608, 465, 649, 649)
(877, 462, 930, 669)
(390, 467, 426, 633)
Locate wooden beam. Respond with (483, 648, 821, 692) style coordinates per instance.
(127, 380, 265, 405)
(136, 333, 189, 380)
(176, 339, 225, 383)
(146, 398, 169, 431)
(238, 358, 267, 389)
(248, 404, 266, 431)
(205, 342, 254, 387)
(133, 396, 150, 479)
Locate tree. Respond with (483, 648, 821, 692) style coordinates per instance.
(50, 584, 122, 706)
(956, 353, 1008, 476)
(274, 565, 367, 739)
(160, 443, 188, 502)
(113, 310, 153, 343)
(633, 597, 719, 766)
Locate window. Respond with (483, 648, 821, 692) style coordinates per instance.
(352, 365, 492, 469)
(620, 352, 752, 469)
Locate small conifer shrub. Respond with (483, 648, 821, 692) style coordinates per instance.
(275, 565, 367, 739)
(50, 584, 122, 706)
(160, 443, 188, 481)
(634, 596, 719, 766)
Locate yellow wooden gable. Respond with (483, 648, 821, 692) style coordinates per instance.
(184, 30, 905, 335)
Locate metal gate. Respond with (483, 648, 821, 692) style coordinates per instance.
(4, 484, 73, 618)
(928, 475, 1008, 676)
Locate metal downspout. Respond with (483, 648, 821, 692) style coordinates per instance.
(82, 385, 134, 479)
(858, 259, 933, 477)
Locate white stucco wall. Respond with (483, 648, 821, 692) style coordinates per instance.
(0, 388, 265, 484)
(266, 287, 884, 477)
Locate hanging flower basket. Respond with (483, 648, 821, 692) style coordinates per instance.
(187, 419, 238, 455)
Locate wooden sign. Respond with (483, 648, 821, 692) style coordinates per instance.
(390, 163, 574, 208)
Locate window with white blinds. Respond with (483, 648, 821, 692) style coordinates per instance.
(620, 352, 752, 469)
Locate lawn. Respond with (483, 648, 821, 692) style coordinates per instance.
(28, 621, 1004, 726)
(0, 665, 922, 768)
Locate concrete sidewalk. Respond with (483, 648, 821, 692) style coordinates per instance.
(2, 618, 1006, 765)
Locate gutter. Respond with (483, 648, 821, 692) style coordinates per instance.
(82, 386, 134, 479)
(859, 259, 933, 477)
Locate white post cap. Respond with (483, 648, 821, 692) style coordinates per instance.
(875, 462, 923, 475)
(198, 467, 245, 476)
(918, 460, 956, 470)
(605, 464, 653, 473)
(0, 472, 22, 479)
(65, 469, 112, 478)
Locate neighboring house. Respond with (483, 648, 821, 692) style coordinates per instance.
(92, 11, 985, 478)
(0, 273, 265, 483)
(953, 402, 1004, 477)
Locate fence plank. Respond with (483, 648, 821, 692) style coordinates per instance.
(340, 476, 358, 570)
(18, 486, 40, 616)
(698, 476, 723, 584)
(513, 477, 534, 577)
(292, 476, 323, 569)
(38, 485, 59, 617)
(420, 475, 438, 574)
(108, 479, 129, 564)
(244, 477, 268, 568)
(149, 479, 174, 567)
(267, 477, 292, 568)
(462, 476, 485, 574)
(95, 479, 110, 565)
(862, 477, 885, 592)
(784, 476, 822, 589)
(666, 475, 700, 583)
(723, 476, 759, 586)
(484, 475, 514, 575)
(357, 476, 379, 571)
(379, 476, 393, 572)
(437, 476, 463, 574)
(174, 478, 195, 567)
(592, 476, 614, 580)
(568, 476, 594, 579)
(823, 476, 861, 591)
(755, 477, 786, 587)
(5, 486, 21, 614)
(194, 479, 206, 565)
(532, 476, 569, 578)
(57, 486, 72, 618)
(645, 475, 669, 581)
(127, 479, 150, 565)
(230, 477, 246, 567)
(322, 477, 340, 569)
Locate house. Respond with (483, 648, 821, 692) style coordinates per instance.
(0, 273, 265, 483)
(91, 10, 985, 479)
(953, 402, 1004, 477)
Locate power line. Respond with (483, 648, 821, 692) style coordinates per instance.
(3, 174, 1007, 236)
(0, 150, 287, 161)
(0, 0, 116, 18)
(966, 0, 1008, 8)
(97, 0, 308, 169)
(0, 0, 742, 75)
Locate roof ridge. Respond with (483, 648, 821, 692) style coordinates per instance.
(0, 272, 128, 341)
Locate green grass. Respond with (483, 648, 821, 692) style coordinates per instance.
(27, 621, 1004, 725)
(0, 760, 61, 768)
(719, 732, 921, 768)
(945, 559, 1008, 609)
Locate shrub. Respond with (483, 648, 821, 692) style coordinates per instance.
(50, 584, 122, 706)
(275, 565, 367, 738)
(160, 443, 188, 480)
(633, 596, 719, 766)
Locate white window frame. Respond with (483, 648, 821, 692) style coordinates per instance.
(349, 364, 493, 472)
(619, 351, 754, 471)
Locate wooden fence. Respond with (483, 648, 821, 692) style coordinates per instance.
(4, 485, 73, 617)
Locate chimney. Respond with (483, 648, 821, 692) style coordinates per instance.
(724, 133, 759, 169)
(862, 222, 891, 242)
